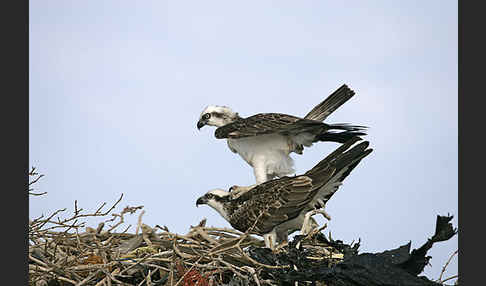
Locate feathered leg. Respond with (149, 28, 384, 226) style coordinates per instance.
(253, 157, 269, 184)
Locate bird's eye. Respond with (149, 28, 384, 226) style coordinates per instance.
(203, 113, 211, 120)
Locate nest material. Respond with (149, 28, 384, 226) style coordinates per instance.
(29, 213, 346, 286)
(28, 169, 458, 286)
(28, 168, 347, 286)
(28, 206, 457, 286)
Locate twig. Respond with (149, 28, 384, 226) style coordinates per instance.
(94, 268, 121, 286)
(173, 256, 204, 286)
(441, 275, 458, 284)
(30, 191, 349, 285)
(135, 210, 146, 235)
(75, 269, 103, 286)
(241, 266, 261, 286)
(438, 249, 458, 283)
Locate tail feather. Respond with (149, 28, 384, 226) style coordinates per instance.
(317, 131, 366, 144)
(304, 84, 355, 122)
(328, 123, 368, 132)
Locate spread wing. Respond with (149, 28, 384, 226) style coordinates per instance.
(228, 174, 332, 235)
(215, 113, 329, 139)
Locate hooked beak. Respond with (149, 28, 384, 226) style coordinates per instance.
(196, 196, 208, 207)
(197, 119, 207, 130)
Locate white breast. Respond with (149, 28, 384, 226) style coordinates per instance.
(227, 134, 295, 177)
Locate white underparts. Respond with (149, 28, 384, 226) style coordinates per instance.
(227, 134, 298, 184)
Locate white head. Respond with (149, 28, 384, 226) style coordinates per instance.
(197, 105, 239, 129)
(195, 189, 232, 220)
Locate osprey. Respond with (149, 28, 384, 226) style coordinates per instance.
(196, 84, 367, 186)
(196, 138, 373, 249)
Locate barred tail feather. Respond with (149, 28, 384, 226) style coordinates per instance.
(304, 84, 355, 122)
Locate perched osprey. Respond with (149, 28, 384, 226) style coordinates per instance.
(196, 84, 367, 185)
(196, 138, 373, 249)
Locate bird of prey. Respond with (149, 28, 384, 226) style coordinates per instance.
(196, 138, 373, 249)
(196, 84, 367, 186)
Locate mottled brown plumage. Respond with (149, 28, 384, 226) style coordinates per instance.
(214, 84, 363, 141)
(215, 113, 322, 139)
(228, 175, 318, 234)
(196, 138, 373, 247)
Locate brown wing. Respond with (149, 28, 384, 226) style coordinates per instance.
(215, 113, 329, 139)
(227, 175, 332, 235)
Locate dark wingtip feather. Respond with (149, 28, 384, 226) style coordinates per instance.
(317, 131, 367, 144)
(305, 137, 364, 176)
(305, 139, 372, 203)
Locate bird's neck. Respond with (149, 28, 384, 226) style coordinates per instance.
(208, 201, 231, 221)
(212, 113, 240, 127)
(222, 112, 241, 125)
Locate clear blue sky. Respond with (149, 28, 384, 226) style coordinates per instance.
(29, 0, 457, 281)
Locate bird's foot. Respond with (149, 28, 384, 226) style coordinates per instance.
(300, 212, 316, 236)
(275, 240, 288, 252)
(263, 233, 277, 251)
(300, 208, 332, 236)
(319, 209, 332, 221)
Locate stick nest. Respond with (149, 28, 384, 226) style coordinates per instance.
(28, 168, 347, 286)
(29, 168, 457, 286)
(29, 200, 346, 286)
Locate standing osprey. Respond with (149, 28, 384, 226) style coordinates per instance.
(196, 138, 373, 249)
(196, 84, 367, 185)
